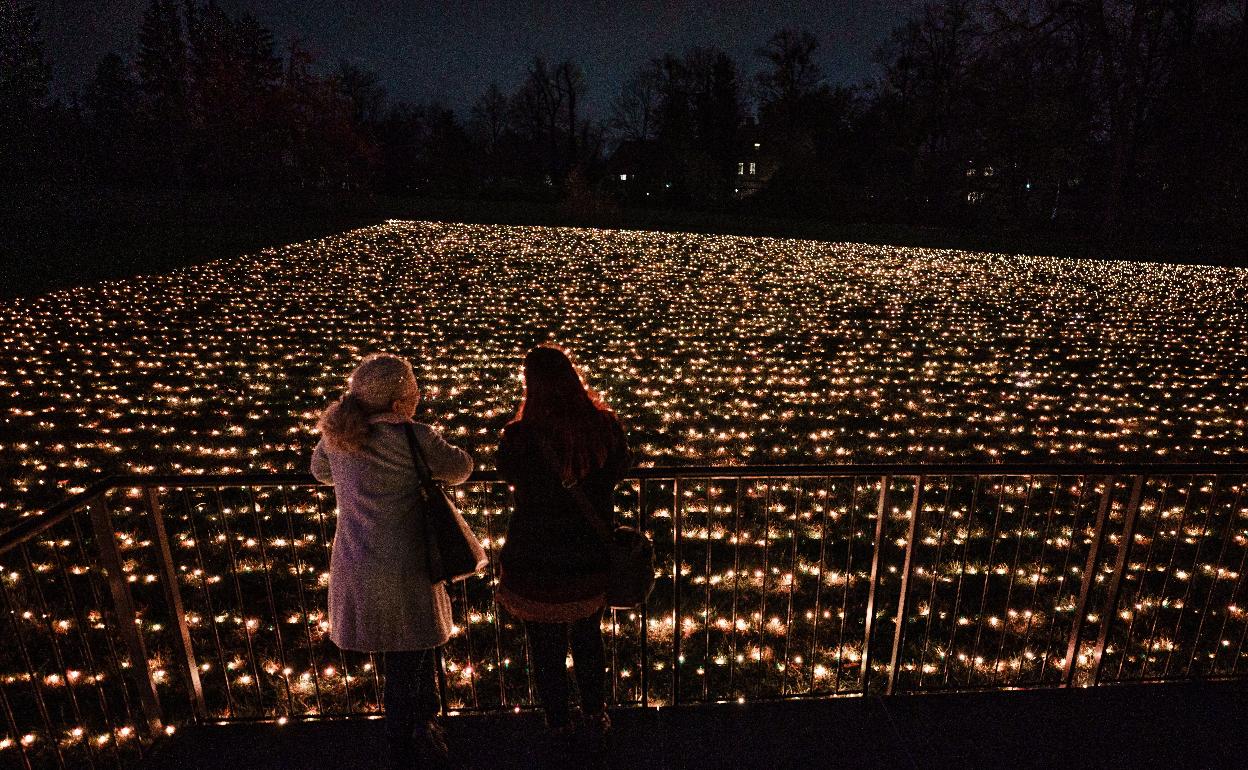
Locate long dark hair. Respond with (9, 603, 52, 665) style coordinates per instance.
(512, 344, 617, 482)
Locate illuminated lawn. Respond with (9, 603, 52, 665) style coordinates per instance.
(2, 220, 1247, 522)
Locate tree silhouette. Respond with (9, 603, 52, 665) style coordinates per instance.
(0, 0, 50, 182)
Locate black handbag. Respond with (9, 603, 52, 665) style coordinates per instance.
(536, 438, 656, 609)
(403, 423, 487, 585)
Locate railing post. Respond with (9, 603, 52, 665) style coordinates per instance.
(639, 480, 650, 708)
(860, 475, 891, 693)
(671, 477, 683, 705)
(143, 486, 207, 720)
(435, 647, 450, 718)
(1063, 475, 1116, 687)
(886, 476, 924, 695)
(87, 496, 165, 733)
(1090, 475, 1146, 685)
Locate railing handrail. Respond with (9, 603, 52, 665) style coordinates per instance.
(6, 461, 1248, 555)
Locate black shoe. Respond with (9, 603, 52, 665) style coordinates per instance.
(579, 712, 610, 767)
(531, 723, 578, 769)
(414, 719, 455, 767)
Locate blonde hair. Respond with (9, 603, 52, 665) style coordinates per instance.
(317, 353, 418, 452)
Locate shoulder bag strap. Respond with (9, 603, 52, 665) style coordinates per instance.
(534, 435, 613, 544)
(402, 422, 437, 494)
(403, 422, 441, 578)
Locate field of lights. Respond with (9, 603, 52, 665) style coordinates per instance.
(2, 220, 1246, 523)
(4, 222, 1248, 763)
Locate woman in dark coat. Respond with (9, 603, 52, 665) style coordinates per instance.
(496, 344, 630, 745)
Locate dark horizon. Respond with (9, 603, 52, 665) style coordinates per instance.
(35, 0, 921, 116)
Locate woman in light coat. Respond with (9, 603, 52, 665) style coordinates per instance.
(311, 352, 472, 768)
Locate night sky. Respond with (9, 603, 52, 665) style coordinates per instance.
(35, 0, 920, 117)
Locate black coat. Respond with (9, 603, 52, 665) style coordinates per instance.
(496, 415, 630, 604)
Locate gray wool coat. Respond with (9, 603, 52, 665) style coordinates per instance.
(311, 414, 474, 652)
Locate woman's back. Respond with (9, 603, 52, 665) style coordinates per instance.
(496, 413, 629, 611)
(312, 414, 473, 651)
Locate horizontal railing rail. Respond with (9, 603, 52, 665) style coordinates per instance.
(2, 463, 1247, 769)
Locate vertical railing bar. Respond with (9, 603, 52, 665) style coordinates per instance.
(1062, 475, 1117, 688)
(278, 488, 321, 715)
(87, 494, 164, 734)
(68, 511, 141, 738)
(886, 475, 924, 696)
(183, 488, 234, 717)
(940, 475, 980, 688)
(860, 474, 891, 694)
(1039, 476, 1091, 682)
(966, 475, 1010, 687)
(609, 606, 619, 705)
(0, 644, 34, 770)
(756, 478, 773, 700)
(17, 539, 91, 760)
(703, 481, 714, 703)
(309, 488, 354, 713)
(727, 477, 744, 698)
(48, 514, 122, 767)
(144, 487, 207, 721)
(992, 475, 1035, 686)
(458, 578, 480, 709)
(1091, 474, 1146, 686)
(1184, 477, 1242, 678)
(638, 480, 650, 708)
(607, 484, 624, 705)
(211, 488, 264, 710)
(833, 477, 860, 694)
(520, 624, 537, 710)
(806, 476, 832, 694)
(1114, 476, 1172, 682)
(917, 478, 955, 690)
(434, 647, 449, 717)
(779, 480, 802, 696)
(1233, 575, 1248, 677)
(1136, 475, 1199, 679)
(1017, 476, 1063, 685)
(1161, 475, 1223, 678)
(242, 487, 291, 718)
(671, 477, 683, 705)
(1213, 477, 1248, 674)
(478, 482, 507, 707)
(0, 552, 68, 769)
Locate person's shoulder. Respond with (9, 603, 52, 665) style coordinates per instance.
(501, 419, 532, 438)
(598, 408, 625, 435)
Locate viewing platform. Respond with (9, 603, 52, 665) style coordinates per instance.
(2, 463, 1247, 768)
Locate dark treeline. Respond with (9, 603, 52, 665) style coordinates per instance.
(3, 0, 1246, 262)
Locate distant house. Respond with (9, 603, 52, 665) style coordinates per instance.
(963, 160, 1001, 205)
(604, 139, 667, 203)
(733, 122, 780, 199)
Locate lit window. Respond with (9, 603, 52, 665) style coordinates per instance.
(737, 162, 744, 175)
(619, 174, 628, 181)
(749, 162, 756, 175)
(753, 143, 760, 149)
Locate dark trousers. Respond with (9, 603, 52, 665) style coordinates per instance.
(383, 648, 440, 755)
(526, 609, 606, 728)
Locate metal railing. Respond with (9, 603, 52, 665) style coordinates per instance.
(2, 463, 1248, 768)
